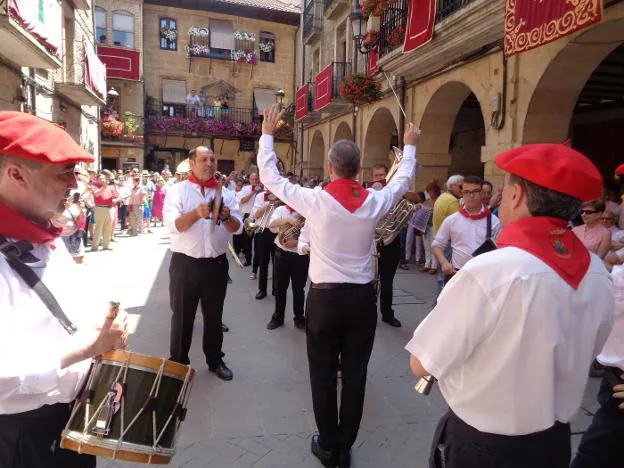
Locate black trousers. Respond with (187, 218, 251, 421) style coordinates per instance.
(233, 214, 252, 263)
(306, 282, 377, 452)
(169, 252, 229, 366)
(252, 232, 260, 274)
(430, 411, 570, 468)
(273, 248, 309, 321)
(571, 367, 624, 468)
(0, 403, 95, 468)
(117, 203, 128, 230)
(377, 236, 401, 319)
(257, 230, 276, 294)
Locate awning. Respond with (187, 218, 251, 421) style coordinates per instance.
(162, 79, 187, 104)
(85, 43, 107, 98)
(209, 19, 234, 50)
(254, 88, 276, 115)
(8, 0, 63, 57)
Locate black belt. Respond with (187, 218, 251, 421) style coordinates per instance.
(311, 281, 375, 290)
(172, 252, 226, 263)
(276, 247, 299, 256)
(0, 403, 70, 420)
(95, 205, 113, 208)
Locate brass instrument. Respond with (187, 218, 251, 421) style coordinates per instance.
(278, 214, 305, 245)
(414, 376, 437, 396)
(374, 147, 417, 246)
(244, 195, 281, 236)
(243, 217, 258, 237)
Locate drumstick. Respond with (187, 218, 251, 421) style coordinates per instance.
(228, 242, 245, 268)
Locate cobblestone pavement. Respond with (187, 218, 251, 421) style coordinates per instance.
(84, 226, 600, 468)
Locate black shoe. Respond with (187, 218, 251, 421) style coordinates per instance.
(255, 291, 267, 300)
(399, 263, 409, 270)
(294, 317, 306, 330)
(209, 361, 233, 381)
(243, 260, 251, 266)
(311, 435, 336, 467)
(337, 449, 351, 468)
(222, 323, 230, 332)
(382, 316, 402, 327)
(266, 317, 284, 330)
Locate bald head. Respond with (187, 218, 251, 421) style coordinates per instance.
(328, 140, 360, 179)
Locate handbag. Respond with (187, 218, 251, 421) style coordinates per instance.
(471, 214, 497, 257)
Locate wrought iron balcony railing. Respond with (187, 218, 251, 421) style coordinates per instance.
(378, 0, 409, 58)
(303, 0, 322, 41)
(331, 61, 351, 100)
(101, 111, 144, 145)
(436, 0, 477, 22)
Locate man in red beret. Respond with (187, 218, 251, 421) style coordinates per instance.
(405, 144, 614, 468)
(0, 111, 128, 468)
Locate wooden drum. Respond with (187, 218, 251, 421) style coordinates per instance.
(61, 350, 195, 464)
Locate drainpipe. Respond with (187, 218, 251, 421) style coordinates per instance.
(299, 24, 306, 178)
(398, 75, 405, 148)
(28, 69, 36, 115)
(293, 23, 301, 174)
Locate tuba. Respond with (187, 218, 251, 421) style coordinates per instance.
(278, 214, 305, 245)
(374, 147, 417, 246)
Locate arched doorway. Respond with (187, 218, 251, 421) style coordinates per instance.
(418, 81, 486, 182)
(308, 130, 325, 178)
(523, 16, 624, 179)
(333, 121, 353, 143)
(363, 107, 398, 180)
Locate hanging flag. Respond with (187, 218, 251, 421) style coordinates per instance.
(295, 83, 309, 121)
(504, 0, 603, 56)
(367, 47, 378, 76)
(314, 64, 333, 111)
(8, 0, 63, 57)
(403, 0, 436, 53)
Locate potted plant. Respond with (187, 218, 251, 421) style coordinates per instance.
(360, 0, 391, 19)
(387, 25, 406, 48)
(101, 115, 123, 138)
(362, 31, 379, 47)
(339, 73, 381, 106)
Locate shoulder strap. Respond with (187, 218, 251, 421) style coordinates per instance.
(487, 214, 492, 239)
(0, 237, 77, 335)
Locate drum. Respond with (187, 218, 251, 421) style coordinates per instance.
(61, 350, 195, 464)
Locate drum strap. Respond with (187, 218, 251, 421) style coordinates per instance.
(0, 236, 78, 335)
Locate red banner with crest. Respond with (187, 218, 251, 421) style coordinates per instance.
(367, 47, 378, 76)
(504, 0, 603, 57)
(314, 64, 333, 111)
(403, 0, 436, 53)
(295, 84, 309, 121)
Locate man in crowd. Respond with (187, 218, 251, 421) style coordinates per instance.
(252, 186, 277, 299)
(90, 173, 117, 251)
(0, 111, 127, 467)
(432, 175, 501, 283)
(163, 146, 242, 381)
(258, 103, 418, 467)
(432, 174, 463, 236)
(481, 179, 493, 208)
(236, 172, 260, 266)
(407, 144, 614, 468)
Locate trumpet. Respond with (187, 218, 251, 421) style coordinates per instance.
(278, 214, 305, 245)
(243, 218, 258, 237)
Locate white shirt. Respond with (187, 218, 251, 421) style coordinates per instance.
(257, 135, 416, 284)
(236, 184, 257, 215)
(252, 192, 278, 230)
(432, 210, 501, 269)
(598, 265, 624, 371)
(298, 220, 310, 255)
(271, 205, 304, 254)
(406, 247, 614, 435)
(0, 241, 97, 414)
(163, 180, 243, 259)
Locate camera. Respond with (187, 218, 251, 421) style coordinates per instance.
(72, 193, 80, 204)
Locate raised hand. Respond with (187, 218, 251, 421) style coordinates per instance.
(195, 203, 210, 219)
(404, 122, 421, 146)
(262, 103, 285, 136)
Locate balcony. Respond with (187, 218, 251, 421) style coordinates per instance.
(72, 0, 91, 10)
(0, 0, 62, 69)
(314, 62, 351, 114)
(295, 82, 322, 125)
(55, 42, 106, 107)
(378, 0, 409, 59)
(101, 111, 144, 147)
(324, 0, 349, 21)
(145, 101, 294, 141)
(436, 0, 477, 22)
(303, 0, 322, 44)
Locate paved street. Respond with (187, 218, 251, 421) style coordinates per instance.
(88, 226, 600, 468)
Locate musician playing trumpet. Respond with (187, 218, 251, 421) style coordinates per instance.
(252, 189, 280, 300)
(266, 205, 309, 330)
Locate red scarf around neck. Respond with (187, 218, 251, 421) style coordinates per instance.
(188, 173, 219, 189)
(459, 205, 491, 220)
(0, 201, 62, 244)
(286, 205, 295, 214)
(496, 216, 590, 289)
(324, 178, 369, 213)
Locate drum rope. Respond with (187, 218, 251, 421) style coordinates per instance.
(154, 364, 194, 450)
(112, 355, 131, 459)
(64, 358, 101, 454)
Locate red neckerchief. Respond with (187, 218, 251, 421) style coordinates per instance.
(364, 179, 387, 190)
(286, 205, 295, 214)
(264, 190, 276, 202)
(459, 205, 491, 220)
(324, 178, 369, 213)
(0, 201, 62, 244)
(496, 216, 590, 289)
(188, 173, 219, 189)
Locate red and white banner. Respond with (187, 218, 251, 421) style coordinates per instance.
(367, 47, 378, 76)
(97, 46, 141, 81)
(8, 0, 62, 57)
(403, 0, 436, 53)
(295, 83, 309, 121)
(504, 0, 603, 56)
(85, 44, 106, 99)
(314, 64, 333, 111)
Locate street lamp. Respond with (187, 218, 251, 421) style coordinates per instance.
(349, 4, 378, 54)
(275, 88, 285, 106)
(107, 87, 119, 97)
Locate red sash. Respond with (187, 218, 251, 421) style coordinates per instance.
(188, 173, 219, 189)
(0, 201, 61, 244)
(324, 178, 369, 213)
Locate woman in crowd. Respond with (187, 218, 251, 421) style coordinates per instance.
(404, 192, 425, 267)
(572, 199, 611, 259)
(58, 192, 87, 264)
(414, 181, 440, 274)
(151, 177, 167, 227)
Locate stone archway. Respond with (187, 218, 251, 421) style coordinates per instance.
(333, 121, 353, 144)
(417, 81, 486, 184)
(308, 130, 325, 178)
(362, 107, 398, 180)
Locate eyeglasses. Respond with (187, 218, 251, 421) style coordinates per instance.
(462, 189, 482, 196)
(601, 217, 614, 221)
(580, 210, 597, 215)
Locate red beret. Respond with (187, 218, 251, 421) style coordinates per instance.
(615, 164, 624, 176)
(495, 144, 602, 202)
(0, 111, 93, 164)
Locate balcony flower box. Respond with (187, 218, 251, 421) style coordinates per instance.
(362, 31, 379, 47)
(360, 0, 391, 19)
(367, 15, 380, 33)
(387, 25, 405, 48)
(339, 73, 381, 106)
(101, 116, 123, 138)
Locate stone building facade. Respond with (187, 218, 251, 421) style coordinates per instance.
(141, 0, 300, 174)
(0, 0, 104, 167)
(298, 0, 624, 191)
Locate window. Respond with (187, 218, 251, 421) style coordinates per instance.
(159, 18, 177, 51)
(162, 104, 186, 117)
(112, 11, 134, 48)
(259, 31, 275, 63)
(162, 79, 187, 116)
(95, 8, 106, 44)
(209, 19, 234, 59)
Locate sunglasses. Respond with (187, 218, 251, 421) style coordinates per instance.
(601, 217, 614, 221)
(580, 210, 597, 215)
